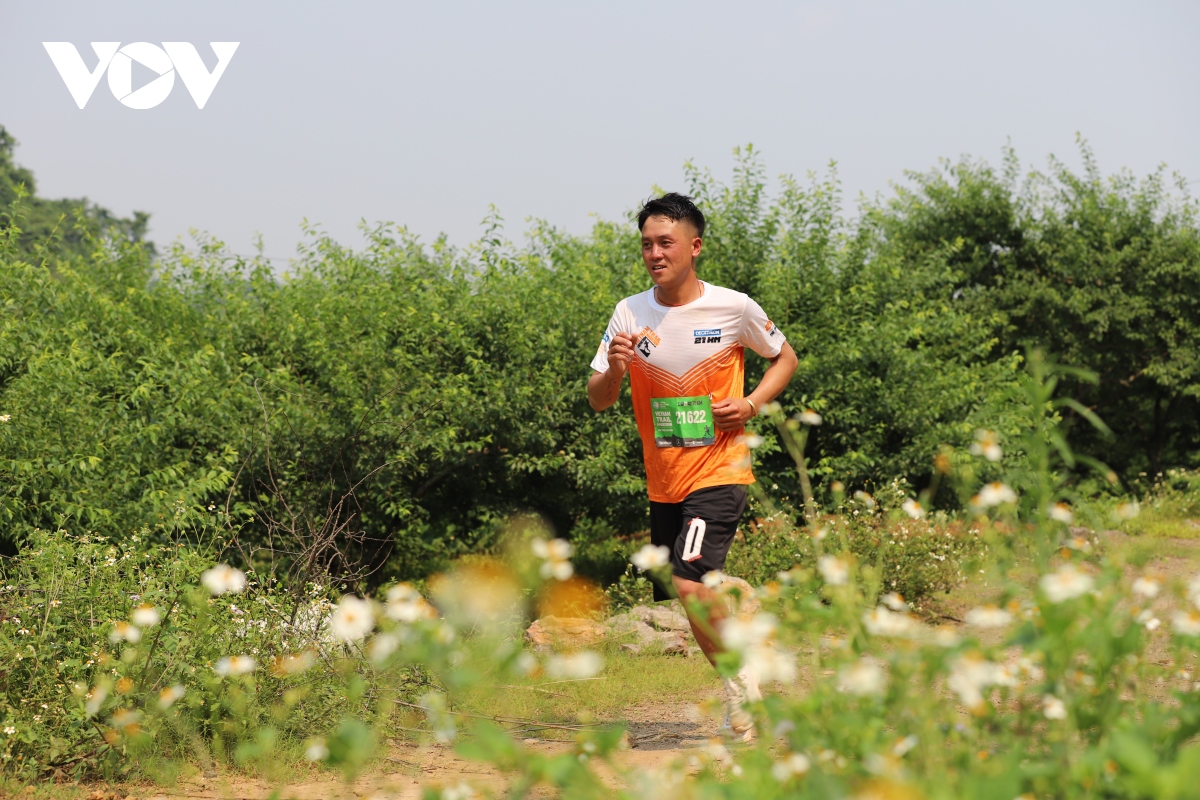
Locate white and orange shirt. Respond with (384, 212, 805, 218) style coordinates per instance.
(590, 282, 786, 503)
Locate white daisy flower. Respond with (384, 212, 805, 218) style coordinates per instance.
(862, 607, 919, 638)
(532, 538, 575, 581)
(964, 605, 1013, 628)
(901, 499, 925, 520)
(1043, 695, 1067, 720)
(720, 614, 777, 651)
(305, 738, 329, 761)
(771, 753, 811, 781)
(969, 430, 1002, 462)
(368, 633, 400, 665)
(109, 621, 141, 644)
(1049, 503, 1074, 524)
(200, 564, 247, 596)
(797, 409, 823, 426)
(1039, 564, 1094, 603)
(631, 544, 670, 571)
(1172, 610, 1200, 637)
(817, 555, 850, 586)
(880, 592, 907, 612)
(158, 685, 185, 709)
(972, 482, 1017, 509)
(385, 583, 435, 622)
(838, 659, 886, 697)
(131, 604, 160, 628)
(1114, 501, 1140, 521)
(214, 655, 257, 676)
(546, 651, 603, 679)
(328, 595, 375, 642)
(1132, 576, 1160, 599)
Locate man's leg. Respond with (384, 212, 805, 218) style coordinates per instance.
(667, 486, 760, 740)
(672, 574, 726, 666)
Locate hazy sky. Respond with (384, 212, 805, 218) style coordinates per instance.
(3, 1, 1198, 261)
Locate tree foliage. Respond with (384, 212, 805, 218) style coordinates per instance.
(1, 134, 1196, 582)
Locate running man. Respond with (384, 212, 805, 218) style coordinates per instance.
(587, 192, 798, 740)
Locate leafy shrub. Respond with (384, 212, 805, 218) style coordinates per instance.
(0, 523, 426, 781)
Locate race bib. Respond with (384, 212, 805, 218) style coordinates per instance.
(651, 395, 715, 448)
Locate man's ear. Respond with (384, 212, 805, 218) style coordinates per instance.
(692, 237, 703, 258)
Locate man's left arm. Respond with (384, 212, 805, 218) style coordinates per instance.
(712, 341, 798, 432)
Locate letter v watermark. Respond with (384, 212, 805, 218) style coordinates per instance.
(42, 42, 120, 109)
(161, 42, 239, 109)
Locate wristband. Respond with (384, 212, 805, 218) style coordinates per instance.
(745, 398, 757, 417)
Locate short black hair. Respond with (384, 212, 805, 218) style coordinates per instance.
(637, 192, 706, 239)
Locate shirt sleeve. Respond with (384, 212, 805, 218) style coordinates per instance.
(589, 304, 625, 374)
(738, 297, 786, 358)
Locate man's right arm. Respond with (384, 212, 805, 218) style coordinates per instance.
(587, 332, 637, 411)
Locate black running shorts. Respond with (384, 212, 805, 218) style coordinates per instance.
(648, 484, 749, 601)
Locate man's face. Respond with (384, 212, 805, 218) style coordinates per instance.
(640, 215, 702, 290)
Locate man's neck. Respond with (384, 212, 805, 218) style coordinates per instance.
(655, 276, 704, 307)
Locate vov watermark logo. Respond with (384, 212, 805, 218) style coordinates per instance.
(42, 42, 239, 109)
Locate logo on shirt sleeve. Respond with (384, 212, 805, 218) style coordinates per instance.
(766, 320, 779, 337)
(693, 328, 722, 344)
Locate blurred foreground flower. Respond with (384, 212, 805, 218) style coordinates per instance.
(947, 653, 1012, 709)
(85, 685, 108, 717)
(214, 655, 256, 676)
(964, 605, 1013, 629)
(1039, 564, 1094, 604)
(368, 632, 400, 665)
(772, 753, 811, 781)
(305, 738, 329, 761)
(972, 482, 1017, 509)
(721, 614, 797, 683)
(1043, 695, 1067, 720)
(131, 604, 160, 627)
(862, 607, 919, 638)
(1132, 575, 1161, 599)
(546, 651, 603, 679)
(901, 499, 924, 520)
(1114, 501, 1140, 521)
(970, 430, 1002, 462)
(272, 650, 317, 676)
(631, 544, 670, 571)
(1172, 610, 1200, 637)
(880, 592, 907, 612)
(329, 595, 375, 642)
(1049, 503, 1074, 523)
(797, 409, 822, 426)
(385, 583, 436, 622)
(157, 685, 185, 709)
(818, 555, 849, 585)
(531, 537, 574, 581)
(854, 490, 877, 509)
(109, 621, 141, 644)
(431, 560, 521, 626)
(839, 659, 887, 697)
(201, 564, 247, 596)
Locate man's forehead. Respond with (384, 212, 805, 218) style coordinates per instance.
(641, 215, 698, 238)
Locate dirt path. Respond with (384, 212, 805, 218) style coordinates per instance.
(126, 700, 720, 800)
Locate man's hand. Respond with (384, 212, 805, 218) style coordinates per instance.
(606, 332, 638, 377)
(588, 332, 639, 411)
(711, 397, 755, 432)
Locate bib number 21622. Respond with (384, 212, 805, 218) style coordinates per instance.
(651, 395, 716, 448)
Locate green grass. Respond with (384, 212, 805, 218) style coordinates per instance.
(454, 641, 717, 732)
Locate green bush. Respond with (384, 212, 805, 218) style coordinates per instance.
(0, 523, 427, 781)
